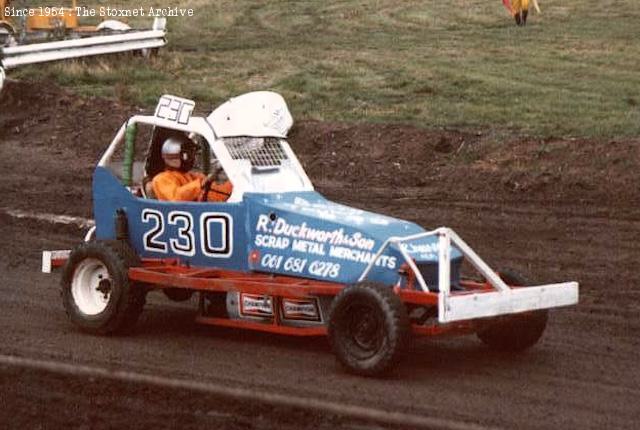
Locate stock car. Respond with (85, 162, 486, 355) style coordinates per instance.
(42, 92, 579, 376)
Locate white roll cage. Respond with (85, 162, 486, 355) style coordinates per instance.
(97, 115, 314, 203)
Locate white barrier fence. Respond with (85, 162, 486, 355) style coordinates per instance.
(0, 18, 166, 92)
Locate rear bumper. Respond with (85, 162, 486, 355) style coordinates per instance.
(42, 250, 70, 273)
(440, 281, 579, 323)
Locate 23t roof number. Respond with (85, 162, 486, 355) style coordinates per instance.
(154, 95, 195, 125)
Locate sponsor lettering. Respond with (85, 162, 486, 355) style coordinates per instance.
(255, 234, 290, 250)
(281, 298, 321, 322)
(328, 245, 396, 269)
(283, 256, 307, 273)
(308, 260, 340, 278)
(240, 294, 274, 317)
(291, 239, 325, 256)
(260, 254, 283, 270)
(259, 253, 339, 279)
(253, 214, 400, 276)
(401, 242, 439, 260)
(255, 215, 375, 251)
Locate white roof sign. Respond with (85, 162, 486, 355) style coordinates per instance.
(207, 91, 293, 138)
(154, 94, 195, 125)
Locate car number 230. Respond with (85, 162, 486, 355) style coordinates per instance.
(141, 209, 233, 258)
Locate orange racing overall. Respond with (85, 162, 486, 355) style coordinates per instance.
(152, 170, 233, 202)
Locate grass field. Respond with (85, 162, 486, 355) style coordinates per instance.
(11, 0, 640, 138)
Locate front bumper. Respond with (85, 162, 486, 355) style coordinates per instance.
(440, 281, 579, 323)
(359, 227, 579, 324)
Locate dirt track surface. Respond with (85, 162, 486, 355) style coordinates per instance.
(1, 80, 639, 429)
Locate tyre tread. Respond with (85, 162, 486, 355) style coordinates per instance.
(61, 240, 145, 335)
(328, 282, 410, 376)
(477, 269, 548, 352)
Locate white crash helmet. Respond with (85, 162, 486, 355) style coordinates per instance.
(161, 136, 195, 172)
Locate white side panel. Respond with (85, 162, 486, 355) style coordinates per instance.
(440, 282, 579, 323)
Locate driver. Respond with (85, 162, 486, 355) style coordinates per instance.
(152, 136, 233, 202)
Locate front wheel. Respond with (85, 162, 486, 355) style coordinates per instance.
(476, 269, 548, 352)
(328, 282, 410, 376)
(61, 241, 146, 335)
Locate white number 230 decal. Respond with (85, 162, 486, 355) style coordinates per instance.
(141, 209, 232, 258)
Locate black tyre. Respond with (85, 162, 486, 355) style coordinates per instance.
(477, 269, 548, 352)
(163, 288, 194, 302)
(61, 241, 146, 335)
(328, 282, 410, 376)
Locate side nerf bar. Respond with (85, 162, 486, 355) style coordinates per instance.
(42, 226, 95, 273)
(359, 227, 579, 323)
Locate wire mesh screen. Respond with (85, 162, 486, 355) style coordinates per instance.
(224, 137, 288, 167)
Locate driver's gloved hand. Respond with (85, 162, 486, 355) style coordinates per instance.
(201, 173, 216, 190)
(210, 161, 227, 184)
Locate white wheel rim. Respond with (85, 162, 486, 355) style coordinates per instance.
(71, 258, 113, 315)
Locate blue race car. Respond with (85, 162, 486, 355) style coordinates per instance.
(43, 92, 579, 376)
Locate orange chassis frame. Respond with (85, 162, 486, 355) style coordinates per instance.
(50, 256, 496, 338)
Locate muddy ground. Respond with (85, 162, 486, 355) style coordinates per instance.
(0, 79, 639, 429)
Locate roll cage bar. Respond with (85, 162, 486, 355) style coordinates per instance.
(98, 114, 313, 202)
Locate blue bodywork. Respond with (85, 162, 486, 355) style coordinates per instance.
(94, 167, 462, 289)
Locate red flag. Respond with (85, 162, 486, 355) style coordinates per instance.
(502, 0, 512, 12)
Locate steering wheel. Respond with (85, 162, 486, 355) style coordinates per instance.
(200, 175, 214, 202)
(200, 165, 224, 202)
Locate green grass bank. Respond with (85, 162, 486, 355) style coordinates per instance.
(12, 0, 640, 138)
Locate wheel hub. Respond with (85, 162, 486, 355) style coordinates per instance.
(71, 258, 113, 315)
(349, 307, 383, 354)
(96, 279, 112, 300)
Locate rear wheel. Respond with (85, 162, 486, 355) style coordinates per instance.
(477, 270, 548, 352)
(328, 282, 410, 376)
(61, 241, 146, 335)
